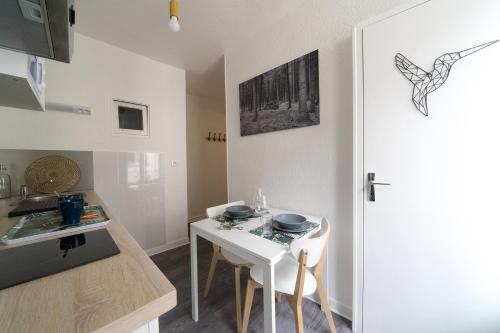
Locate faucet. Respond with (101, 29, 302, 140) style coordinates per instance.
(20, 185, 28, 200)
(19, 178, 55, 200)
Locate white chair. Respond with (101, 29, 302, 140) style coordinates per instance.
(241, 218, 336, 333)
(204, 201, 252, 332)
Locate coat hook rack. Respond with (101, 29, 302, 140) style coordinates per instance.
(205, 131, 226, 143)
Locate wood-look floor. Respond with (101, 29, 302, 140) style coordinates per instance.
(151, 238, 352, 333)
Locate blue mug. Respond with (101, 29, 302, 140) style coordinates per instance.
(59, 194, 82, 203)
(58, 194, 85, 207)
(59, 196, 84, 225)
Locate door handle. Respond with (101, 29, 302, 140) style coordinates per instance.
(368, 172, 390, 202)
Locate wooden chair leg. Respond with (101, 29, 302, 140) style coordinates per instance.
(295, 301, 304, 333)
(235, 265, 242, 332)
(286, 296, 304, 333)
(275, 291, 282, 303)
(203, 245, 220, 297)
(316, 277, 337, 333)
(241, 278, 257, 333)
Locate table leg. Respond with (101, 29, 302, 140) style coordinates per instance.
(190, 229, 199, 322)
(263, 262, 276, 333)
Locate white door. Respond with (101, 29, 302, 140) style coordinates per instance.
(358, 0, 500, 332)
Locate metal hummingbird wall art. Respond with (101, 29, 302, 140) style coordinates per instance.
(395, 40, 498, 116)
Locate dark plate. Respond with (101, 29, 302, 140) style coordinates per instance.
(272, 221, 310, 233)
(223, 211, 254, 220)
(273, 213, 306, 230)
(225, 205, 253, 217)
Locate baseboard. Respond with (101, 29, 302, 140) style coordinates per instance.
(302, 294, 352, 321)
(329, 296, 353, 321)
(304, 293, 320, 306)
(146, 237, 190, 256)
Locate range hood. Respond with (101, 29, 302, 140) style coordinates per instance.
(0, 0, 75, 63)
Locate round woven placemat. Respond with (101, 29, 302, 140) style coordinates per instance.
(25, 155, 81, 193)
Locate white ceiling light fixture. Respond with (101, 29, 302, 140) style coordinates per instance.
(169, 0, 180, 32)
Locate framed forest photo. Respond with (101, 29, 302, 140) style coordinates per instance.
(239, 50, 319, 136)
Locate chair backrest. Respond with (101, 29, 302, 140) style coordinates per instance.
(206, 201, 246, 218)
(289, 218, 330, 268)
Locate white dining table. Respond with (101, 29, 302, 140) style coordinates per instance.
(190, 207, 322, 333)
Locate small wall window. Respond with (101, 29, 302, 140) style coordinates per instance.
(112, 99, 150, 137)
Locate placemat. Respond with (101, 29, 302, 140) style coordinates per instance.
(249, 221, 320, 246)
(24, 155, 81, 193)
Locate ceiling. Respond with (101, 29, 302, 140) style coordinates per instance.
(76, 0, 307, 101)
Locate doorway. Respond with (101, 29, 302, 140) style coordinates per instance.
(186, 94, 228, 222)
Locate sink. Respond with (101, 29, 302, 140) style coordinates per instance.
(24, 194, 59, 201)
(8, 193, 84, 218)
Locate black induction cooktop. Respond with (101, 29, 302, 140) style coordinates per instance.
(0, 229, 120, 291)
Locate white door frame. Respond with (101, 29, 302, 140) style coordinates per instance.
(352, 1, 431, 332)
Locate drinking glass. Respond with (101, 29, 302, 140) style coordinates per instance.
(261, 212, 273, 237)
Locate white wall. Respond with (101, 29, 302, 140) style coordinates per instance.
(186, 94, 227, 221)
(0, 33, 186, 154)
(0, 33, 188, 252)
(93, 152, 188, 253)
(224, 0, 406, 318)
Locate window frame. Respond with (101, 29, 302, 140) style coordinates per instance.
(111, 99, 150, 137)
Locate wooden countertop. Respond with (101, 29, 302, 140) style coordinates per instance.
(0, 191, 177, 333)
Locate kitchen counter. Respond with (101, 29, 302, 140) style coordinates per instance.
(0, 191, 177, 333)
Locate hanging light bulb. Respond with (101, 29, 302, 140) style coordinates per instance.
(169, 16, 180, 32)
(169, 0, 180, 32)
